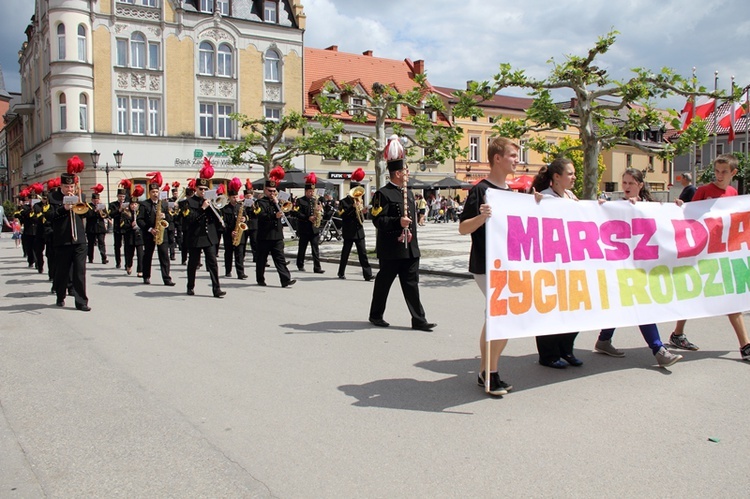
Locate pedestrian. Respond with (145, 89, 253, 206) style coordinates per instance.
(677, 172, 696, 203)
(530, 157, 582, 369)
(137, 173, 175, 286)
(458, 136, 518, 396)
(672, 154, 750, 361)
(368, 135, 436, 332)
(594, 168, 682, 367)
(337, 167, 373, 281)
(11, 217, 21, 248)
(294, 172, 325, 274)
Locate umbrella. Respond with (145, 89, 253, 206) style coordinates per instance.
(507, 174, 534, 191)
(431, 176, 463, 189)
(407, 177, 431, 189)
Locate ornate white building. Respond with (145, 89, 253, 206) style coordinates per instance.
(15, 0, 305, 202)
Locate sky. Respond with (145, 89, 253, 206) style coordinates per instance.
(2, 0, 749, 113)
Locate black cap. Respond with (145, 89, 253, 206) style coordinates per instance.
(387, 158, 405, 172)
(61, 173, 76, 185)
(265, 179, 278, 188)
(116, 188, 126, 195)
(196, 178, 210, 188)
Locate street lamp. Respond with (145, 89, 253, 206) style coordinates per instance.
(91, 150, 124, 205)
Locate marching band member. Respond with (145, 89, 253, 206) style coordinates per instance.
(137, 173, 175, 286)
(30, 183, 48, 274)
(244, 179, 259, 262)
(221, 177, 248, 279)
(85, 185, 109, 264)
(108, 183, 129, 269)
(168, 183, 180, 261)
(294, 172, 325, 274)
(337, 168, 373, 281)
(253, 167, 295, 287)
(122, 186, 144, 277)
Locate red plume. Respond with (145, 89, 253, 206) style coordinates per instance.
(245, 178, 253, 190)
(187, 178, 197, 190)
(162, 183, 170, 192)
(269, 166, 285, 183)
(351, 168, 365, 182)
(200, 157, 215, 179)
(91, 183, 104, 194)
(19, 188, 30, 198)
(216, 184, 226, 195)
(229, 177, 242, 193)
(119, 178, 132, 190)
(172, 181, 180, 188)
(31, 182, 44, 194)
(46, 178, 55, 189)
(304, 172, 317, 185)
(147, 171, 163, 186)
(66, 155, 85, 174)
(132, 185, 145, 198)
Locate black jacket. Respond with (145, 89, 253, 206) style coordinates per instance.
(293, 196, 321, 236)
(138, 198, 172, 245)
(337, 195, 366, 241)
(253, 197, 284, 241)
(183, 195, 221, 248)
(370, 182, 419, 260)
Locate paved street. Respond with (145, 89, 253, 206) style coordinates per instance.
(1, 223, 749, 497)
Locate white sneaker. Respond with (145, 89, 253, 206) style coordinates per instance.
(594, 340, 625, 357)
(655, 347, 682, 368)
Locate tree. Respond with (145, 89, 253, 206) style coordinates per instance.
(311, 73, 466, 189)
(220, 111, 338, 179)
(452, 30, 724, 199)
(544, 137, 606, 199)
(697, 151, 749, 194)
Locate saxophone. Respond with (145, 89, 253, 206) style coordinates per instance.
(153, 198, 169, 245)
(313, 195, 322, 228)
(232, 203, 248, 247)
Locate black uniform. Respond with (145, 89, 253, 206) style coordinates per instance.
(294, 195, 323, 272)
(85, 203, 108, 264)
(137, 198, 173, 285)
(121, 205, 144, 274)
(253, 196, 293, 286)
(368, 182, 429, 327)
(31, 201, 51, 274)
(245, 197, 259, 262)
(108, 200, 127, 268)
(183, 194, 223, 296)
(18, 204, 36, 267)
(50, 198, 89, 309)
(177, 197, 190, 265)
(168, 195, 179, 260)
(221, 202, 247, 278)
(336, 195, 372, 280)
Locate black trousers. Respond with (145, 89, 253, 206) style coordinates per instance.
(124, 242, 143, 273)
(22, 234, 35, 265)
(369, 257, 427, 326)
(248, 229, 258, 261)
(113, 232, 123, 267)
(256, 239, 292, 285)
(337, 238, 372, 279)
(536, 333, 579, 364)
(46, 241, 56, 282)
(187, 245, 221, 292)
(54, 244, 88, 307)
(32, 236, 45, 273)
(296, 233, 321, 270)
(223, 234, 246, 276)
(143, 238, 171, 283)
(86, 232, 106, 262)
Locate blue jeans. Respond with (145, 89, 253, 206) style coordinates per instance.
(599, 324, 664, 355)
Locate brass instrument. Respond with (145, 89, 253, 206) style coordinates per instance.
(153, 198, 169, 245)
(313, 194, 323, 228)
(279, 199, 293, 212)
(232, 202, 248, 247)
(203, 190, 227, 228)
(272, 195, 297, 239)
(68, 182, 89, 241)
(349, 185, 365, 226)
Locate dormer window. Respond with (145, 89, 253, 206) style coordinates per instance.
(350, 96, 365, 117)
(264, 0, 278, 23)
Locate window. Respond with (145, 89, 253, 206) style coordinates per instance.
(79, 94, 88, 131)
(142, 0, 157, 6)
(350, 96, 364, 116)
(217, 43, 232, 77)
(264, 106, 281, 122)
(626, 153, 632, 168)
(200, 102, 234, 138)
(264, 0, 278, 22)
(77, 25, 86, 62)
(715, 143, 724, 157)
(148, 42, 160, 70)
(57, 24, 66, 60)
(217, 104, 233, 139)
(117, 96, 161, 135)
(217, 0, 229, 15)
(200, 103, 214, 137)
(469, 136, 480, 162)
(130, 33, 146, 68)
(59, 94, 67, 130)
(116, 38, 128, 66)
(662, 158, 669, 174)
(519, 139, 529, 164)
(200, 0, 213, 13)
(199, 41, 214, 75)
(264, 49, 280, 82)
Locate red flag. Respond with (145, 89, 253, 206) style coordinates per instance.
(679, 98, 694, 131)
(694, 97, 716, 120)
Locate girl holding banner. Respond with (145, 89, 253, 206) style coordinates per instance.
(531, 158, 583, 368)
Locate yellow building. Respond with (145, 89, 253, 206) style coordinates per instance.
(15, 0, 305, 202)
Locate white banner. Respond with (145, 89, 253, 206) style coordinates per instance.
(485, 190, 750, 341)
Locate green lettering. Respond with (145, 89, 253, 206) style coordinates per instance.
(672, 266, 702, 300)
(617, 269, 651, 306)
(731, 257, 750, 294)
(648, 265, 673, 304)
(698, 259, 724, 298)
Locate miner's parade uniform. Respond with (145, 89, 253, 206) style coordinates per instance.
(108, 189, 128, 269)
(137, 180, 174, 286)
(253, 171, 294, 287)
(184, 177, 224, 298)
(337, 169, 372, 281)
(122, 190, 145, 276)
(221, 191, 248, 279)
(294, 173, 324, 274)
(31, 193, 52, 275)
(85, 192, 109, 264)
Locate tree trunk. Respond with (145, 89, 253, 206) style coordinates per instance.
(374, 112, 388, 190)
(578, 105, 600, 200)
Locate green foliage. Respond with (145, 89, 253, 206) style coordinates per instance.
(543, 137, 606, 199)
(697, 151, 749, 194)
(453, 29, 725, 199)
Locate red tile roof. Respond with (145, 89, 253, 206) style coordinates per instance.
(433, 86, 533, 112)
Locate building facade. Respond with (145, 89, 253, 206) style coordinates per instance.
(15, 0, 305, 202)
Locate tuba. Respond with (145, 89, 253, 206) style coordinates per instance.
(153, 198, 169, 245)
(232, 203, 248, 246)
(349, 185, 365, 226)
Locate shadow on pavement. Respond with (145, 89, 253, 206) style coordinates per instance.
(281, 320, 373, 334)
(5, 291, 55, 299)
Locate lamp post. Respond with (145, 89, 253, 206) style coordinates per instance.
(91, 150, 124, 205)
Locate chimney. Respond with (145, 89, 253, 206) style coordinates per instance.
(466, 80, 475, 90)
(413, 60, 424, 75)
(362, 50, 373, 57)
(570, 97, 578, 108)
(325, 45, 338, 52)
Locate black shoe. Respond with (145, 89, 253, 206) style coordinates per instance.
(257, 282, 267, 286)
(56, 300, 64, 307)
(369, 318, 390, 327)
(88, 260, 93, 264)
(338, 275, 346, 279)
(187, 289, 195, 296)
(561, 354, 583, 367)
(297, 266, 305, 272)
(116, 264, 121, 269)
(540, 359, 567, 369)
(237, 274, 248, 280)
(143, 278, 151, 285)
(477, 371, 512, 396)
(281, 279, 296, 288)
(76, 304, 91, 312)
(412, 322, 437, 332)
(213, 290, 226, 298)
(102, 259, 109, 264)
(67, 288, 74, 297)
(225, 272, 232, 278)
(313, 269, 325, 274)
(364, 275, 374, 281)
(164, 280, 176, 286)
